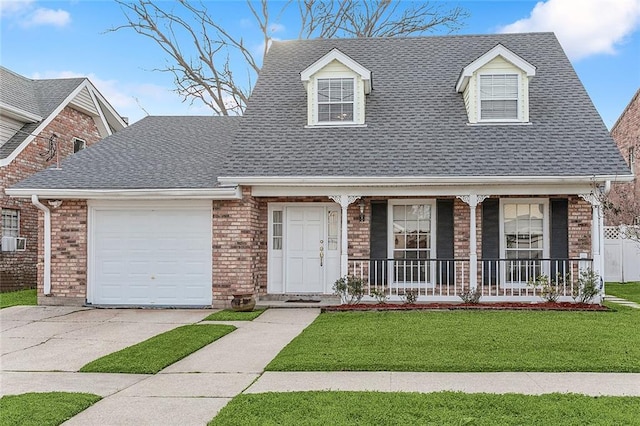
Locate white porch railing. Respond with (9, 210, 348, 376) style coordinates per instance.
(347, 258, 594, 302)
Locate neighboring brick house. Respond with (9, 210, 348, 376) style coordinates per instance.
(607, 88, 640, 226)
(0, 67, 127, 291)
(8, 33, 633, 307)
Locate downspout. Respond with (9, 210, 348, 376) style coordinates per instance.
(600, 181, 611, 296)
(31, 195, 51, 295)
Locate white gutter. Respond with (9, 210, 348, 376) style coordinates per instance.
(6, 186, 241, 200)
(31, 195, 51, 295)
(218, 174, 635, 186)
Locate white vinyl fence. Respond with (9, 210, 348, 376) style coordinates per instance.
(604, 226, 640, 282)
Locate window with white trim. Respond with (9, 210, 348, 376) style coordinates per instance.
(480, 74, 518, 120)
(317, 78, 354, 122)
(2, 209, 19, 238)
(272, 210, 283, 250)
(502, 200, 548, 284)
(389, 201, 435, 284)
(73, 138, 86, 153)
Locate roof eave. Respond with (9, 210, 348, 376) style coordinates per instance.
(5, 186, 241, 200)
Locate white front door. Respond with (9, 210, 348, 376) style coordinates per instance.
(268, 204, 340, 294)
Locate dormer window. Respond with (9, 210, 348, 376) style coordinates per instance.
(479, 74, 518, 121)
(318, 78, 354, 122)
(301, 48, 371, 127)
(456, 44, 535, 124)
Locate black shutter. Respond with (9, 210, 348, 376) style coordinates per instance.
(369, 201, 387, 285)
(436, 200, 455, 285)
(550, 198, 569, 280)
(482, 198, 500, 285)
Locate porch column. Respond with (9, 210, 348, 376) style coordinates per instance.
(579, 193, 604, 280)
(329, 195, 361, 277)
(457, 194, 490, 290)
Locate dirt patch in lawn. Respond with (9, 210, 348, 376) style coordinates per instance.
(322, 302, 609, 312)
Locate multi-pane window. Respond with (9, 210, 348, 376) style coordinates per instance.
(73, 138, 86, 153)
(503, 202, 544, 283)
(317, 78, 354, 122)
(480, 74, 518, 120)
(272, 211, 283, 250)
(392, 203, 432, 283)
(2, 209, 19, 238)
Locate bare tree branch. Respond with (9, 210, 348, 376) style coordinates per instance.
(111, 0, 469, 115)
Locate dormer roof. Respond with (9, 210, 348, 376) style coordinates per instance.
(456, 43, 536, 92)
(300, 48, 372, 94)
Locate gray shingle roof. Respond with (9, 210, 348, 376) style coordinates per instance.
(0, 67, 85, 159)
(11, 116, 239, 189)
(221, 32, 630, 178)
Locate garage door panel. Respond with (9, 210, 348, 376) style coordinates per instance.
(91, 205, 212, 306)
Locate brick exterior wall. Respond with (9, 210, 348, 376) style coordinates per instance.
(608, 89, 640, 226)
(30, 192, 594, 306)
(1, 106, 101, 292)
(37, 200, 88, 305)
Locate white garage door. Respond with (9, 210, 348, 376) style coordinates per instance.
(89, 202, 212, 306)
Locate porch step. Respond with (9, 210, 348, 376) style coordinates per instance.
(257, 293, 341, 308)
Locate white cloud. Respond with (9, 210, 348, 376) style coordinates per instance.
(0, 0, 70, 28)
(26, 7, 70, 27)
(499, 0, 640, 60)
(269, 23, 285, 34)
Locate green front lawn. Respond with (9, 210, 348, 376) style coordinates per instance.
(0, 289, 36, 309)
(607, 282, 640, 304)
(209, 391, 640, 425)
(203, 308, 267, 321)
(0, 392, 100, 426)
(267, 308, 640, 372)
(80, 324, 235, 374)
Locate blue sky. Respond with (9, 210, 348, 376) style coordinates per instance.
(1, 0, 639, 128)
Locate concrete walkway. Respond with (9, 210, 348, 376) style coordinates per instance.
(3, 306, 640, 425)
(605, 294, 640, 309)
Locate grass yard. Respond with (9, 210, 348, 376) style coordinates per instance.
(0, 289, 36, 309)
(607, 282, 640, 304)
(80, 324, 235, 374)
(203, 308, 266, 321)
(0, 392, 100, 426)
(209, 391, 640, 425)
(267, 307, 640, 372)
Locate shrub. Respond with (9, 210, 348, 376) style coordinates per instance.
(369, 288, 388, 304)
(572, 269, 601, 304)
(333, 276, 365, 305)
(459, 288, 482, 304)
(403, 289, 418, 304)
(528, 274, 560, 303)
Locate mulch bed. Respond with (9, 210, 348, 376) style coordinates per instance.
(322, 302, 609, 312)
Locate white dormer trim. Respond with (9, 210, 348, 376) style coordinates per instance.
(301, 48, 372, 94)
(456, 44, 536, 93)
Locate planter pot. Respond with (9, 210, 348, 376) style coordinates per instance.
(231, 293, 256, 312)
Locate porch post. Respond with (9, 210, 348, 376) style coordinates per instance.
(329, 195, 361, 277)
(579, 193, 603, 280)
(457, 194, 490, 290)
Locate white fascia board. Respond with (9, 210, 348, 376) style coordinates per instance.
(456, 44, 536, 93)
(86, 80, 127, 131)
(300, 48, 372, 93)
(251, 184, 599, 197)
(5, 186, 242, 200)
(0, 102, 43, 122)
(219, 174, 634, 187)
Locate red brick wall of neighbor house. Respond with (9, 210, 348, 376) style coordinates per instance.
(1, 106, 101, 292)
(36, 200, 88, 305)
(608, 90, 640, 226)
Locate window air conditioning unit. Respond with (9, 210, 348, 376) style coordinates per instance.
(1, 236, 16, 252)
